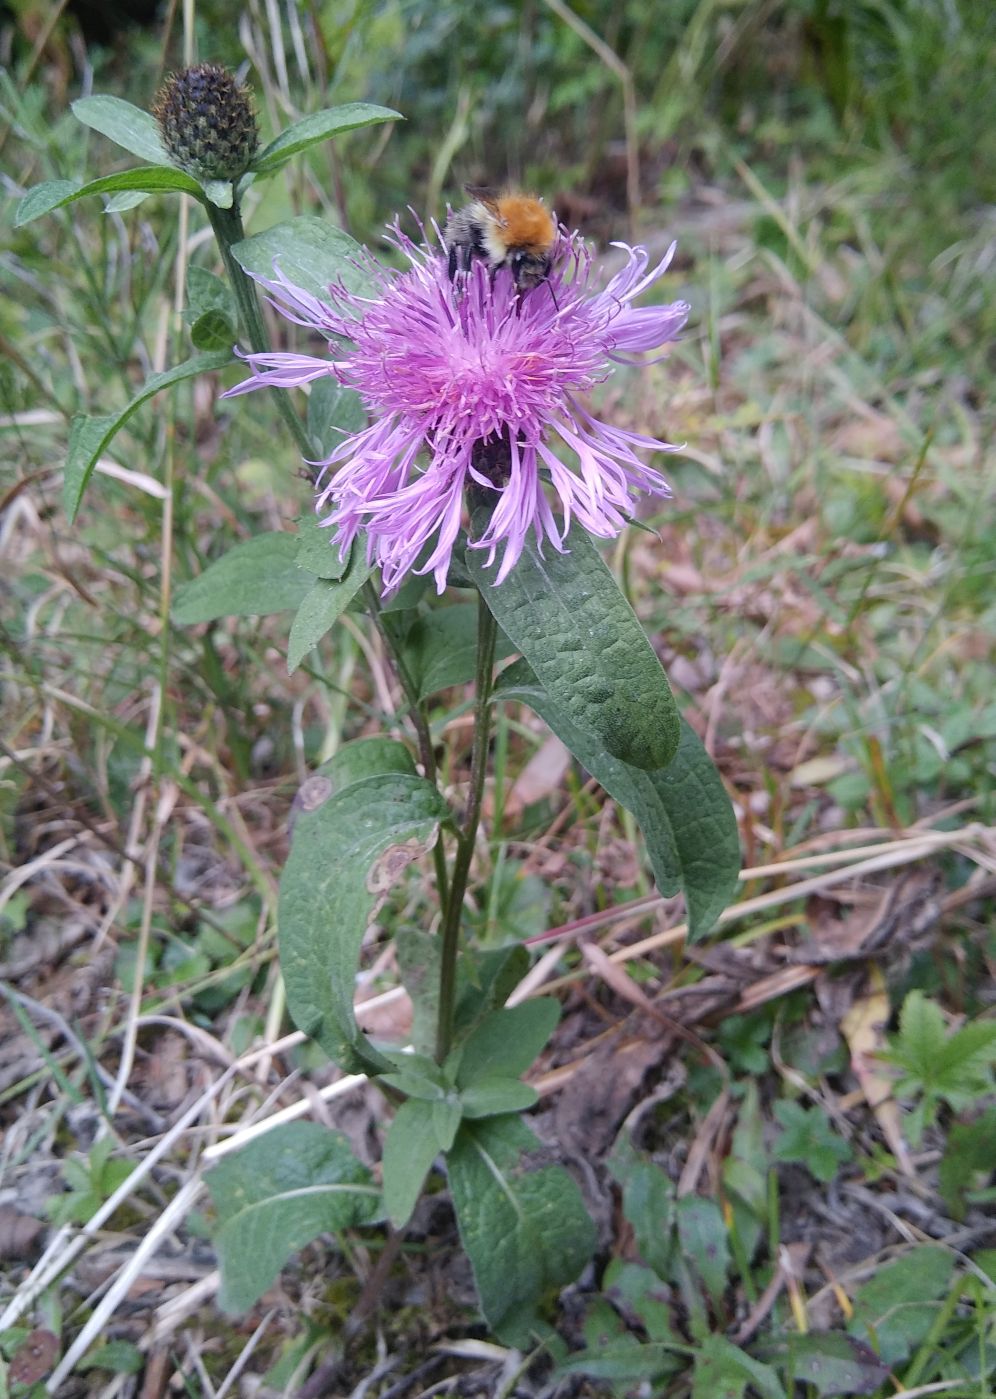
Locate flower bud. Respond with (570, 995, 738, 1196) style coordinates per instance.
(153, 64, 258, 181)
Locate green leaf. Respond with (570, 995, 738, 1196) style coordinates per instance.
(558, 1340, 681, 1383)
(206, 1122, 379, 1314)
(402, 603, 517, 701)
(279, 773, 451, 1072)
(64, 350, 232, 522)
(608, 1145, 675, 1278)
(294, 513, 351, 579)
(467, 523, 679, 770)
(307, 376, 367, 458)
(460, 1078, 538, 1118)
(939, 1109, 996, 1220)
(432, 1099, 462, 1151)
(72, 94, 171, 165)
(287, 552, 374, 672)
(185, 266, 237, 349)
(773, 1101, 852, 1182)
(78, 1340, 144, 1375)
(496, 661, 739, 939)
(448, 1115, 596, 1345)
(251, 103, 402, 174)
(16, 167, 202, 227)
(172, 533, 312, 624)
(453, 944, 530, 1039)
(755, 1333, 888, 1397)
(321, 737, 417, 790)
(382, 1099, 442, 1228)
(396, 929, 441, 1056)
(232, 215, 371, 303)
(676, 1195, 730, 1307)
(451, 1000, 560, 1087)
(847, 1244, 955, 1366)
(886, 993, 996, 1110)
(692, 1334, 786, 1399)
(603, 1260, 680, 1342)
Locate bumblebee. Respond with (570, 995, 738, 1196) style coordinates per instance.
(444, 186, 557, 293)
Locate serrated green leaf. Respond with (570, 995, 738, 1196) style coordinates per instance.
(321, 737, 417, 790)
(232, 216, 371, 303)
(402, 603, 517, 700)
(64, 350, 232, 522)
(287, 552, 374, 672)
(755, 1333, 888, 1397)
(206, 1122, 379, 1314)
(448, 1115, 596, 1345)
(460, 1078, 538, 1118)
(452, 1000, 559, 1087)
(172, 533, 311, 624)
(307, 377, 367, 459)
(467, 523, 679, 770)
(496, 660, 740, 939)
(279, 773, 450, 1071)
(847, 1244, 955, 1366)
(772, 1100, 852, 1182)
(382, 1099, 441, 1228)
(676, 1195, 730, 1307)
(71, 94, 171, 164)
(251, 103, 402, 174)
(692, 1334, 786, 1399)
(16, 167, 202, 227)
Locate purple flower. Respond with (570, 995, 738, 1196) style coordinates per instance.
(225, 227, 689, 593)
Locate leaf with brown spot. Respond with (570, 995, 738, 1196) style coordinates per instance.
(10, 1329, 59, 1385)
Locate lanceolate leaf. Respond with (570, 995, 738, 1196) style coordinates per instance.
(401, 603, 516, 700)
(64, 350, 232, 522)
(251, 103, 402, 174)
(286, 551, 374, 672)
(496, 660, 740, 940)
(467, 522, 679, 771)
(232, 216, 371, 303)
(16, 167, 203, 228)
(206, 1122, 379, 1315)
(279, 774, 451, 1072)
(72, 95, 171, 164)
(172, 533, 312, 624)
(382, 1099, 443, 1229)
(448, 1115, 596, 1346)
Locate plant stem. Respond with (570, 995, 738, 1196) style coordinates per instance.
(205, 198, 314, 462)
(435, 590, 498, 1062)
(365, 584, 450, 910)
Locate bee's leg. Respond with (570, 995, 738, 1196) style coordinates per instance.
(448, 244, 459, 280)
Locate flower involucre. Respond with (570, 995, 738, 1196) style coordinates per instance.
(226, 228, 689, 592)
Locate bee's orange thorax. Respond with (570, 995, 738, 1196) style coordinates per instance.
(493, 196, 556, 254)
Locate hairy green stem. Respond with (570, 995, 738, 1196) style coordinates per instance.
(435, 590, 498, 1062)
(205, 199, 313, 461)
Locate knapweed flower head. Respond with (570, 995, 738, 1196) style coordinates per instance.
(153, 64, 258, 181)
(225, 225, 689, 592)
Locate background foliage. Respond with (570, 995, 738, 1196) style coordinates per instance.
(1, 0, 994, 1394)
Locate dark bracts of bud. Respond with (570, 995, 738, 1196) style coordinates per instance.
(153, 64, 258, 182)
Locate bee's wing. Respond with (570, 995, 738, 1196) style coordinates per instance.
(464, 184, 502, 213)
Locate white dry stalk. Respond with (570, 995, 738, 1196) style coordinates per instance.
(45, 1178, 202, 1393)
